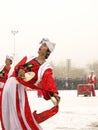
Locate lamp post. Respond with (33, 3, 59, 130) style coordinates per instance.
(66, 59, 71, 89)
(11, 30, 19, 64)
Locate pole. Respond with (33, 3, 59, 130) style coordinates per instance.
(11, 30, 19, 65)
(66, 59, 71, 89)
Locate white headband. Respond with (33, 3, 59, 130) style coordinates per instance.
(40, 38, 56, 52)
(6, 55, 13, 61)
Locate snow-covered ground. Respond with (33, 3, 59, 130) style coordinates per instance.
(1, 90, 98, 130)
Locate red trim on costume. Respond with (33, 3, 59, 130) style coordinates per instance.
(24, 91, 40, 130)
(0, 66, 11, 83)
(1, 88, 5, 130)
(33, 106, 59, 123)
(16, 86, 27, 130)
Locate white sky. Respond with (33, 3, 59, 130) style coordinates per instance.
(0, 0, 98, 67)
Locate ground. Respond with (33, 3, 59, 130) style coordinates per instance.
(1, 90, 98, 130)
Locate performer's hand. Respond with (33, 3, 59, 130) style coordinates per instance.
(0, 71, 4, 78)
(0, 73, 3, 77)
(53, 93, 61, 105)
(17, 69, 25, 79)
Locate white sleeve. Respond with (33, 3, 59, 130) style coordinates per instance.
(0, 65, 5, 72)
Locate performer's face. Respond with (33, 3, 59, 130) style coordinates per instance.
(91, 72, 94, 75)
(38, 43, 50, 57)
(5, 58, 12, 65)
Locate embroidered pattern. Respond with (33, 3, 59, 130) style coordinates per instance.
(0, 71, 5, 78)
(23, 63, 34, 71)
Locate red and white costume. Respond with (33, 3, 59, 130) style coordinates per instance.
(1, 56, 59, 130)
(87, 73, 97, 96)
(0, 65, 11, 122)
(87, 74, 97, 85)
(0, 65, 11, 86)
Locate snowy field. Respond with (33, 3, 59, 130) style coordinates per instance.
(1, 90, 98, 130)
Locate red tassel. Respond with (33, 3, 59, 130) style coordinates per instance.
(33, 106, 59, 123)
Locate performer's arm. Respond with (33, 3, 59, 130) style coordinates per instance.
(37, 68, 60, 105)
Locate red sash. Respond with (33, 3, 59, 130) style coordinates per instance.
(33, 105, 59, 123)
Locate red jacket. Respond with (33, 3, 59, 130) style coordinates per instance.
(87, 74, 97, 84)
(0, 66, 11, 83)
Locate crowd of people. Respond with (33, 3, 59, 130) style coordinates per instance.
(0, 38, 60, 130)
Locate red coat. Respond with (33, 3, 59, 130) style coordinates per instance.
(0, 66, 11, 83)
(87, 74, 97, 84)
(1, 56, 59, 130)
(13, 56, 58, 100)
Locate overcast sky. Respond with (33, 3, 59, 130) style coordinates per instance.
(0, 0, 98, 67)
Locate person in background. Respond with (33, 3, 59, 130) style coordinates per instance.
(0, 55, 13, 121)
(1, 38, 60, 130)
(87, 70, 97, 96)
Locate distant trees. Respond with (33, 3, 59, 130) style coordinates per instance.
(50, 61, 98, 90)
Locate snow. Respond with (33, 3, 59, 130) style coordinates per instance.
(1, 90, 98, 130)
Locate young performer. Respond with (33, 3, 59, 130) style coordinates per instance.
(1, 38, 60, 130)
(0, 55, 13, 121)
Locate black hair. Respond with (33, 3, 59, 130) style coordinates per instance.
(45, 48, 51, 59)
(10, 60, 12, 64)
